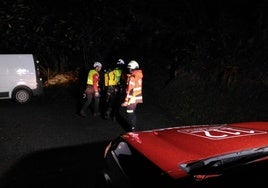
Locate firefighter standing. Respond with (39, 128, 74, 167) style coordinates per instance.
(104, 59, 126, 120)
(80, 62, 102, 117)
(121, 60, 143, 131)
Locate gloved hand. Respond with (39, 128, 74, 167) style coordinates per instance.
(94, 92, 100, 97)
(121, 101, 128, 107)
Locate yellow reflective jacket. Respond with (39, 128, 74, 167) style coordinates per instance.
(87, 69, 99, 92)
(104, 68, 122, 86)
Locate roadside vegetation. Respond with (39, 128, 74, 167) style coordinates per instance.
(1, 0, 267, 124)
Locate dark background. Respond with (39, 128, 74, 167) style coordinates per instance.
(0, 0, 267, 187)
(0, 0, 267, 124)
(0, 85, 177, 187)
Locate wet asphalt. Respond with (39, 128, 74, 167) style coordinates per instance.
(0, 86, 177, 187)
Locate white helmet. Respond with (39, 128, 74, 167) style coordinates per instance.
(127, 60, 139, 69)
(117, 59, 125, 65)
(93, 62, 102, 68)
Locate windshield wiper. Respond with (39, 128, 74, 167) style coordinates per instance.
(180, 146, 268, 174)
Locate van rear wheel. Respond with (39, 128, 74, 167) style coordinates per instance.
(12, 87, 32, 104)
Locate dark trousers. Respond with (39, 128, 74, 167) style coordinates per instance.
(105, 86, 123, 120)
(81, 86, 100, 115)
(125, 103, 137, 131)
(105, 87, 116, 117)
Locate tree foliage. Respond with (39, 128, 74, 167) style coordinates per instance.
(0, 0, 267, 84)
(1, 0, 267, 123)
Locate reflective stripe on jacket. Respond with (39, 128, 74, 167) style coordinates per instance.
(125, 69, 143, 105)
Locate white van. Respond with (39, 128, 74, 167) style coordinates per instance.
(0, 54, 43, 104)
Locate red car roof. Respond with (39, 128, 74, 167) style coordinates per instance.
(122, 122, 268, 179)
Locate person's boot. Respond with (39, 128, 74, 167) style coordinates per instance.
(104, 112, 109, 120)
(80, 110, 86, 117)
(93, 112, 100, 117)
(104, 108, 112, 120)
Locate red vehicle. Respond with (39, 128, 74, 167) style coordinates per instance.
(100, 121, 268, 188)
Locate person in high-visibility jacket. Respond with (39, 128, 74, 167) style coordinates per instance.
(80, 62, 102, 117)
(121, 60, 143, 131)
(104, 59, 126, 120)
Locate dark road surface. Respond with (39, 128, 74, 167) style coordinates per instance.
(0, 86, 177, 187)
